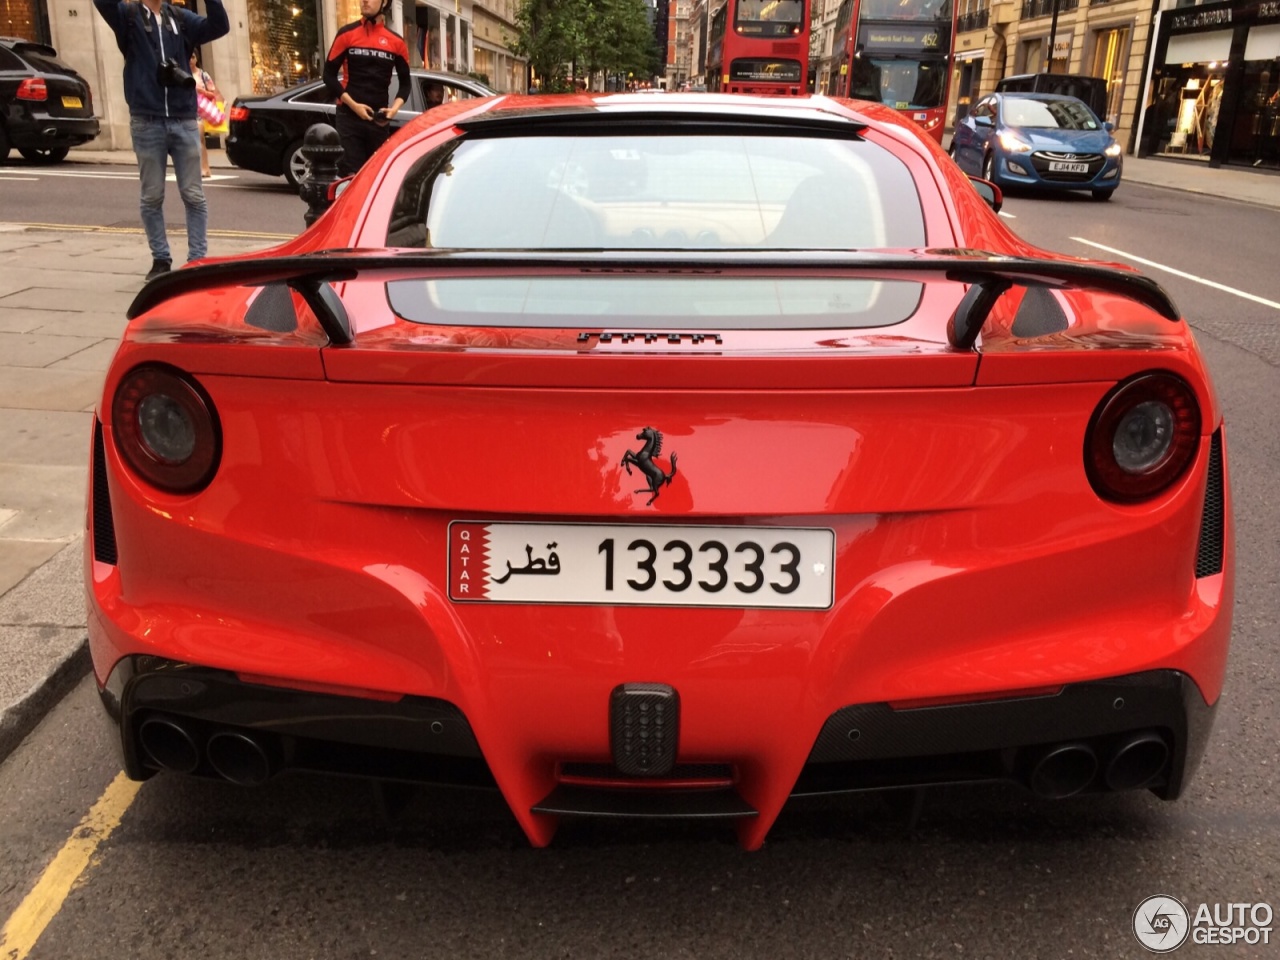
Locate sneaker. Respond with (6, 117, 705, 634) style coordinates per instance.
(145, 259, 171, 282)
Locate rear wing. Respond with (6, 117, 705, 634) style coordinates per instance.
(127, 249, 1181, 349)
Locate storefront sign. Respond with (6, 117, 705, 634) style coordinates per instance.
(1256, 0, 1280, 22)
(1169, 4, 1232, 31)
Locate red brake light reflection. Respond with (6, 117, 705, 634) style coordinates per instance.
(1085, 372, 1201, 503)
(16, 78, 48, 101)
(111, 364, 221, 493)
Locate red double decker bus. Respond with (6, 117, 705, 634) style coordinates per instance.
(705, 0, 810, 97)
(830, 0, 954, 142)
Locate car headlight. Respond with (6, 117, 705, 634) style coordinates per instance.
(1104, 143, 1122, 157)
(999, 132, 1032, 153)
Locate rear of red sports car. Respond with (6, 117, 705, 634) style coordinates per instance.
(85, 94, 1233, 849)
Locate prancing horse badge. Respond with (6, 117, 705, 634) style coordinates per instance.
(621, 427, 678, 506)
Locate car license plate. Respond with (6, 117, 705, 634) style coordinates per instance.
(448, 521, 834, 609)
(61, 95, 83, 109)
(1049, 160, 1089, 173)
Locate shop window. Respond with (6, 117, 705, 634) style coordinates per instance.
(1, 0, 41, 41)
(1233, 58, 1280, 168)
(248, 0, 324, 95)
(335, 0, 359, 26)
(445, 12, 458, 72)
(1089, 25, 1129, 125)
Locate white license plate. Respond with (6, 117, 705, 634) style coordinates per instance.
(1049, 160, 1089, 173)
(61, 95, 82, 109)
(448, 521, 834, 609)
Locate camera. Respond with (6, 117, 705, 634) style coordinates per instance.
(157, 58, 195, 89)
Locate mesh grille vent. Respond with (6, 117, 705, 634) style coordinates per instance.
(92, 421, 118, 565)
(1194, 430, 1224, 579)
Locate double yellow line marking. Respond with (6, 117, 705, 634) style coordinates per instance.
(0, 773, 142, 960)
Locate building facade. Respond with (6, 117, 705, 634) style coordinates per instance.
(1137, 0, 1280, 167)
(12, 0, 522, 151)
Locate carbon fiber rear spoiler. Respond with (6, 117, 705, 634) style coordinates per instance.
(127, 249, 1181, 349)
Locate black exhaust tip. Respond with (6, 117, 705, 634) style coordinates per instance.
(1025, 742, 1098, 799)
(207, 731, 275, 786)
(139, 717, 200, 773)
(1105, 731, 1169, 791)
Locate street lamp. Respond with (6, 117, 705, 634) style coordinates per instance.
(1047, 0, 1059, 74)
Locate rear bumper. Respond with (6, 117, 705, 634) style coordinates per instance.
(5, 112, 100, 148)
(100, 656, 1216, 841)
(225, 131, 282, 176)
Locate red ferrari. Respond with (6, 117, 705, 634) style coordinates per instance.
(86, 93, 1233, 849)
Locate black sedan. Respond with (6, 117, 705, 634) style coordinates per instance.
(226, 69, 494, 186)
(0, 36, 100, 163)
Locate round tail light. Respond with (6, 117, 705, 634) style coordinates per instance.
(111, 364, 221, 493)
(1085, 372, 1201, 503)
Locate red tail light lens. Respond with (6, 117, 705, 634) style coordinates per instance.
(229, 105, 250, 122)
(1085, 372, 1201, 503)
(16, 78, 48, 101)
(111, 364, 221, 493)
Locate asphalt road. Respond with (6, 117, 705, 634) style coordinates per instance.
(1, 176, 1278, 959)
(0, 159, 304, 240)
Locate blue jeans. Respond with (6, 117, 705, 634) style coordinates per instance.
(130, 116, 208, 263)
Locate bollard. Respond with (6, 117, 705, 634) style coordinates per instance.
(298, 122, 343, 228)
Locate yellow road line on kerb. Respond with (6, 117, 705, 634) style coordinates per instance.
(11, 221, 294, 240)
(0, 773, 142, 960)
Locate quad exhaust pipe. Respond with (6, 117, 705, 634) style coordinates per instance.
(1104, 731, 1169, 791)
(138, 716, 277, 785)
(139, 717, 201, 774)
(1024, 742, 1098, 799)
(207, 731, 275, 786)
(1022, 731, 1170, 798)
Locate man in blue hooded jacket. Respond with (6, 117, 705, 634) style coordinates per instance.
(93, 0, 229, 280)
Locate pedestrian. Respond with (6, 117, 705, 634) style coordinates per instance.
(191, 51, 222, 178)
(323, 0, 410, 177)
(92, 0, 230, 281)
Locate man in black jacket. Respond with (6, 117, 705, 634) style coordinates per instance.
(93, 0, 229, 280)
(323, 0, 411, 176)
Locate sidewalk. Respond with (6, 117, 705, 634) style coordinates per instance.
(1, 145, 1277, 767)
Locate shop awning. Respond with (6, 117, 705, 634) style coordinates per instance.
(1165, 29, 1233, 64)
(954, 49, 984, 61)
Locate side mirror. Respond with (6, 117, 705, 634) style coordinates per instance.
(1104, 120, 1116, 133)
(968, 176, 1003, 214)
(326, 175, 354, 202)
(974, 115, 993, 127)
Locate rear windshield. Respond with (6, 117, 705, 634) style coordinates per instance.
(386, 276, 924, 330)
(385, 132, 926, 251)
(1001, 97, 1099, 130)
(14, 45, 76, 75)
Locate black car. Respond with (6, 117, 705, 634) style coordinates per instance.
(0, 36, 100, 163)
(226, 69, 494, 186)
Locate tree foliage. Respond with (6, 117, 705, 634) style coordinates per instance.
(515, 0, 661, 89)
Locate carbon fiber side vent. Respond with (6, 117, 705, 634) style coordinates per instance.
(610, 683, 679, 776)
(92, 421, 118, 565)
(1194, 430, 1224, 579)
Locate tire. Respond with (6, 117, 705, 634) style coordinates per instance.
(0, 123, 10, 163)
(283, 140, 309, 188)
(1091, 188, 1115, 201)
(982, 152, 996, 183)
(18, 145, 70, 164)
